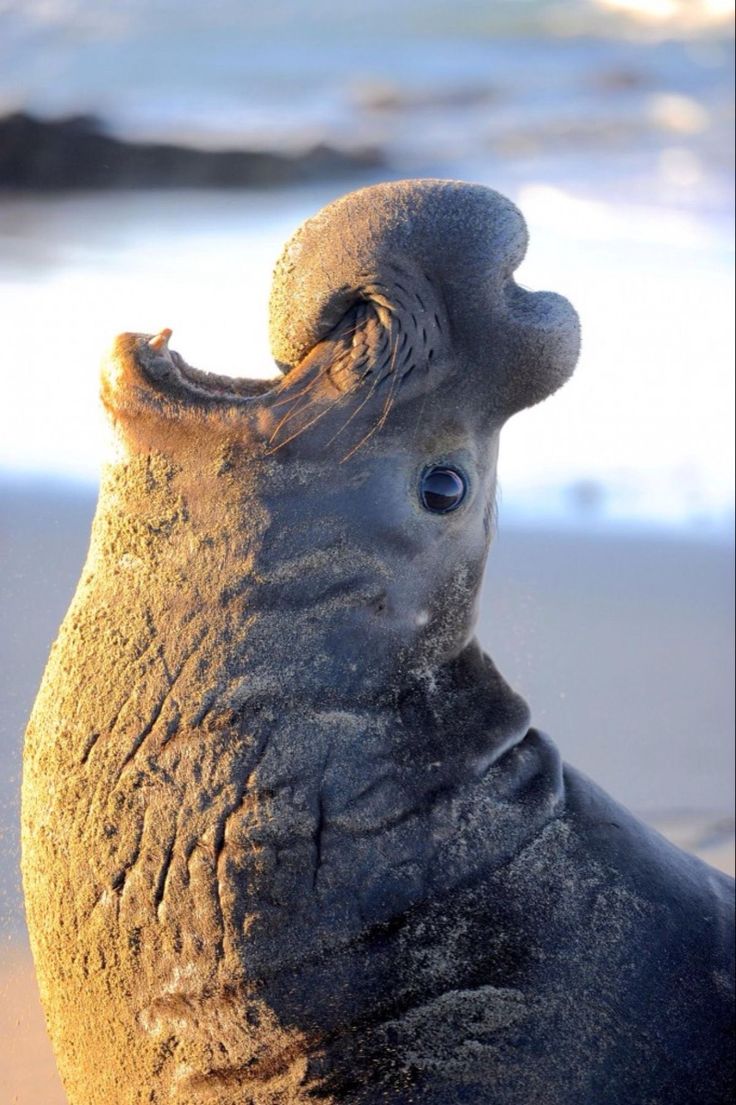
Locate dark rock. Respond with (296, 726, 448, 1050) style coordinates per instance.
(0, 111, 384, 191)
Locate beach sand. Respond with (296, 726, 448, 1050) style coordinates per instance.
(0, 944, 68, 1105)
(0, 478, 733, 1104)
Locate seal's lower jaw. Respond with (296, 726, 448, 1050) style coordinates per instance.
(101, 329, 278, 419)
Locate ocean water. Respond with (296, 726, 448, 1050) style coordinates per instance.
(0, 0, 733, 533)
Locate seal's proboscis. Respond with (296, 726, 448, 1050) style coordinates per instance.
(22, 180, 734, 1105)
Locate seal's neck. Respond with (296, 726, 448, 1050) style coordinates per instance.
(397, 640, 531, 778)
(89, 456, 526, 762)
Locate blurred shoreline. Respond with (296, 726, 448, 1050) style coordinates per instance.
(1, 5, 733, 209)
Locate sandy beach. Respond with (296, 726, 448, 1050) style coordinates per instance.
(1, 480, 733, 1102)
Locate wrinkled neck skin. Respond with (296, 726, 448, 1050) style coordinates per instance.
(96, 387, 512, 713)
(91, 410, 531, 786)
(92, 353, 533, 763)
(81, 335, 557, 975)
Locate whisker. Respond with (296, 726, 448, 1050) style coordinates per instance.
(270, 310, 365, 407)
(410, 368, 430, 448)
(270, 361, 331, 409)
(266, 390, 348, 455)
(326, 323, 396, 447)
(373, 345, 401, 433)
(267, 352, 353, 442)
(339, 394, 390, 463)
(268, 391, 320, 445)
(324, 380, 377, 445)
(340, 326, 402, 462)
(372, 356, 402, 438)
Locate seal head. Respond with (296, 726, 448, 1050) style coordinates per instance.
(269, 178, 579, 418)
(99, 180, 580, 695)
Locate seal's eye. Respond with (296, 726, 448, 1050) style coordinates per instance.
(419, 466, 467, 514)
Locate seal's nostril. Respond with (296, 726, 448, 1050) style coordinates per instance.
(372, 594, 387, 615)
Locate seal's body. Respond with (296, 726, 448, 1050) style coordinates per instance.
(22, 181, 734, 1105)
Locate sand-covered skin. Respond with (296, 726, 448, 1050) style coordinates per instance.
(2, 481, 733, 1105)
(2, 810, 733, 1105)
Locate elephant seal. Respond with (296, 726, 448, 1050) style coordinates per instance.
(22, 180, 734, 1105)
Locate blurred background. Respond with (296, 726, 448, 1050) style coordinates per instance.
(0, 2, 733, 1100)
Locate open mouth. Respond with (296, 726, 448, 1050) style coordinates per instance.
(139, 328, 279, 403)
(107, 323, 408, 459)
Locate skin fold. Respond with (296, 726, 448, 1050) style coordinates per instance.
(22, 180, 734, 1105)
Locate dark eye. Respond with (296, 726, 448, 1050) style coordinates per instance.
(419, 466, 467, 513)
